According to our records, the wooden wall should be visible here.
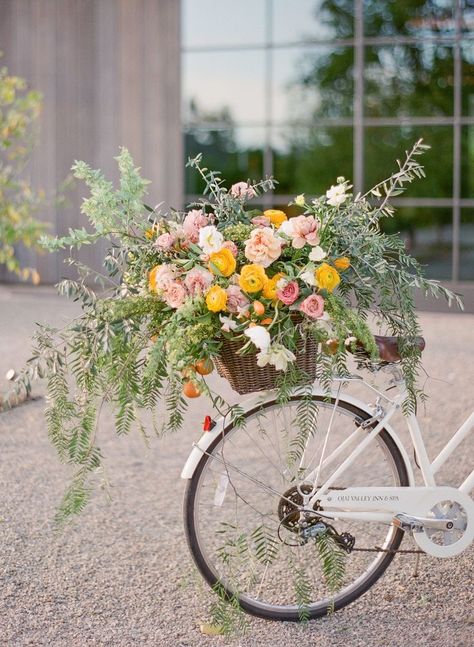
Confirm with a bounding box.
[0,0,182,283]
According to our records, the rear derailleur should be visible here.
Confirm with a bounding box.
[278,483,355,553]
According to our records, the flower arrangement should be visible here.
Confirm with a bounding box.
[17,139,461,521]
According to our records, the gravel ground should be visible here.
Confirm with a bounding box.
[0,285,473,647]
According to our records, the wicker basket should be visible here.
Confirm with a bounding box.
[214,332,318,395]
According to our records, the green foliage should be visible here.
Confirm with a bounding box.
[251,524,280,565]
[293,566,313,622]
[315,530,347,612]
[287,390,319,468]
[209,582,249,637]
[0,63,47,282]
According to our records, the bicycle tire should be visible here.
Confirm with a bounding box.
[184,394,409,621]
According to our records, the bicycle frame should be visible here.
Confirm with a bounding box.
[306,375,474,513]
[181,371,474,557]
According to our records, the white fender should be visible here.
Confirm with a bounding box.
[180,386,415,485]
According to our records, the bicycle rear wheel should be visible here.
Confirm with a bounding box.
[184,395,409,621]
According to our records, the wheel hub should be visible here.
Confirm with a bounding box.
[278,483,321,531]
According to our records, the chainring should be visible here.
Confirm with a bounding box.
[414,491,474,558]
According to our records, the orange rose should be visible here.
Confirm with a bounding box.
[334,257,351,271]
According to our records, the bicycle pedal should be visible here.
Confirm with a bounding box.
[392,513,425,533]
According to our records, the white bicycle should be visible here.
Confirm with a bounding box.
[181,335,474,621]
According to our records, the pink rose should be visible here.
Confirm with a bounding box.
[155,232,176,250]
[251,215,271,227]
[184,266,213,296]
[183,209,209,243]
[291,215,320,249]
[151,264,177,292]
[276,281,300,305]
[163,281,187,309]
[222,240,238,257]
[244,227,282,268]
[230,181,256,199]
[299,294,325,319]
[226,285,250,315]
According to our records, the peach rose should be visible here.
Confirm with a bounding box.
[184,267,213,296]
[149,264,177,293]
[163,281,187,309]
[183,209,209,243]
[230,181,256,199]
[244,227,282,268]
[226,285,250,315]
[290,215,320,249]
[155,232,176,250]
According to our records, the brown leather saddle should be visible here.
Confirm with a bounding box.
[356,335,426,363]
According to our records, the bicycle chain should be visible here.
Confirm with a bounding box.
[351,546,424,554]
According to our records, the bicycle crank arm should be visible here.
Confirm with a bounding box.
[392,513,454,532]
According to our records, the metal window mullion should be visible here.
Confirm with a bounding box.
[452,0,463,283]
[263,0,273,208]
[181,33,473,54]
[353,0,364,195]
[184,194,474,208]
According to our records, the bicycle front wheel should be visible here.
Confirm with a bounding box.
[184,395,409,621]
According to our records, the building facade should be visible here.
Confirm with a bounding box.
[0,0,181,283]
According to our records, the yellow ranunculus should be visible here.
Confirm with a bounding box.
[334,256,351,271]
[239,264,268,293]
[206,285,228,312]
[145,224,159,239]
[315,262,341,293]
[264,209,288,228]
[148,265,160,292]
[208,247,237,277]
[262,272,284,300]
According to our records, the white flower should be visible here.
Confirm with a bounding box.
[244,325,271,351]
[198,225,224,254]
[316,311,333,333]
[219,315,238,333]
[276,219,295,239]
[308,246,327,262]
[256,344,296,372]
[300,269,317,287]
[345,336,358,347]
[294,194,305,207]
[326,183,350,207]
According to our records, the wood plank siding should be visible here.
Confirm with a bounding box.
[0,0,182,283]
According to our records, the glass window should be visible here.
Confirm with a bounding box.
[273,46,354,123]
[364,1,455,39]
[272,126,353,195]
[182,50,266,125]
[380,207,453,280]
[365,126,453,198]
[462,41,474,116]
[272,0,354,43]
[182,0,266,49]
[460,209,474,281]
[461,125,474,198]
[461,3,474,36]
[184,126,265,195]
[364,44,454,117]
